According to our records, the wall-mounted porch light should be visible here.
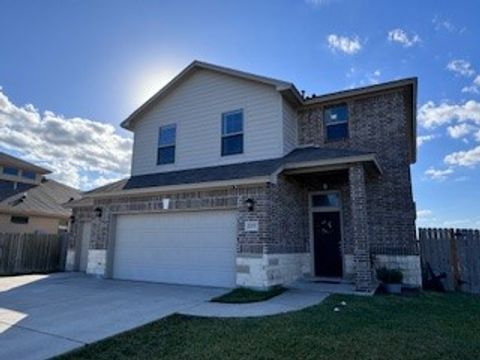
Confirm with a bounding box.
[94,207,103,218]
[245,198,255,212]
[162,198,170,210]
[69,215,75,224]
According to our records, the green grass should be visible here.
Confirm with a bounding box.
[57,292,480,360]
[211,286,286,303]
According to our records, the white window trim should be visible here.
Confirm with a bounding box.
[221,109,244,156]
[157,124,177,165]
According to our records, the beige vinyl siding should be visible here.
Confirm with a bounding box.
[282,99,298,154]
[0,214,60,234]
[131,69,284,176]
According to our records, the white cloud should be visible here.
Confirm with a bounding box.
[327,34,362,55]
[418,100,480,128]
[475,130,480,142]
[462,75,480,94]
[424,167,454,181]
[417,134,438,146]
[462,85,480,94]
[0,88,132,190]
[446,59,475,77]
[387,28,421,47]
[442,219,472,227]
[417,209,433,218]
[432,15,456,32]
[305,0,330,6]
[444,146,480,167]
[447,123,475,139]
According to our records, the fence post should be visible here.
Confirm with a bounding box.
[450,229,462,291]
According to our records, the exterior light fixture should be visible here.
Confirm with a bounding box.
[94,207,102,218]
[245,198,255,212]
[162,198,170,210]
[69,215,75,224]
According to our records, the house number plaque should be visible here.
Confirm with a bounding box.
[244,221,259,232]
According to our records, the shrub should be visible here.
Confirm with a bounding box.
[376,267,403,284]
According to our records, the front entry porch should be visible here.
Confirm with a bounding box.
[281,161,379,292]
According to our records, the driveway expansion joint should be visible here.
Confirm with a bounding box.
[0,320,85,345]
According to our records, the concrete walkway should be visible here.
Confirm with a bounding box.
[179,280,358,317]
[179,288,329,317]
[0,273,336,359]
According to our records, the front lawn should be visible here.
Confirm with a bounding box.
[211,286,286,303]
[58,292,480,360]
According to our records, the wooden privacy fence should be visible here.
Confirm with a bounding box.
[419,228,480,294]
[0,233,68,275]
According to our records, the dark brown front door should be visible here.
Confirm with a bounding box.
[313,211,342,277]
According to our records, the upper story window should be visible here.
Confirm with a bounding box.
[324,104,348,141]
[22,170,36,180]
[157,124,176,165]
[221,110,243,156]
[3,166,19,176]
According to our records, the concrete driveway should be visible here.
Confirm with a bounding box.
[0,272,226,360]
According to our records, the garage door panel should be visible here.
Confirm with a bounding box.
[114,249,235,268]
[113,211,237,287]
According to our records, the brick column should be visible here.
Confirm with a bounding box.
[349,164,373,292]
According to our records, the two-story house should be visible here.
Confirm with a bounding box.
[0,152,81,234]
[67,61,419,291]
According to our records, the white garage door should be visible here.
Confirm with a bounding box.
[113,211,237,287]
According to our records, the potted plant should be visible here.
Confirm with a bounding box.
[376,267,403,294]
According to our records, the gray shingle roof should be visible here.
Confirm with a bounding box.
[0,179,81,218]
[83,146,375,197]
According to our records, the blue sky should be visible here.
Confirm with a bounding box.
[0,0,479,228]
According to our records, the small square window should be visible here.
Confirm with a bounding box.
[157,124,176,165]
[324,104,348,141]
[222,110,243,156]
[3,167,19,176]
[11,216,29,224]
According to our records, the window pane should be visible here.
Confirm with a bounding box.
[0,180,14,190]
[11,216,29,224]
[157,146,175,165]
[325,104,348,124]
[326,123,348,140]
[3,167,19,176]
[312,194,340,207]
[22,171,36,180]
[158,125,176,146]
[222,134,243,156]
[222,111,243,135]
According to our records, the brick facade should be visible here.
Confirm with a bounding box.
[69,87,418,290]
[298,89,417,257]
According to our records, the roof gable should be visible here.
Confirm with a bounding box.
[121,60,302,130]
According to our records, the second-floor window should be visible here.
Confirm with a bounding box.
[222,110,243,156]
[324,104,348,141]
[22,170,36,180]
[157,124,176,165]
[3,166,19,176]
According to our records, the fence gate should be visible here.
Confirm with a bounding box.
[419,228,480,294]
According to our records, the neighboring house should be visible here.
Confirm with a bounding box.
[67,61,420,291]
[0,152,81,234]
